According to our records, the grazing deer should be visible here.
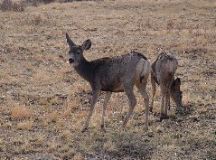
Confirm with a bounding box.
[65,33,151,132]
[150,52,183,121]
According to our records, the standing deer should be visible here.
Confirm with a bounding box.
[65,33,151,132]
[150,52,183,121]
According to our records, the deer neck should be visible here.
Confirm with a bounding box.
[74,57,93,83]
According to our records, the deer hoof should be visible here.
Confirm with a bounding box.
[149,107,153,112]
[160,114,169,121]
[100,125,106,132]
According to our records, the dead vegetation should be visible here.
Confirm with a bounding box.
[0,0,215,159]
[0,0,98,11]
[0,0,25,11]
[11,105,32,120]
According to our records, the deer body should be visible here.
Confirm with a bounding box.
[75,53,148,92]
[150,52,183,121]
[66,33,151,132]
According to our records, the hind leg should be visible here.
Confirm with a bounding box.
[150,74,157,112]
[137,79,149,131]
[165,90,170,115]
[167,82,172,110]
[160,85,169,121]
[168,95,171,110]
[122,83,137,128]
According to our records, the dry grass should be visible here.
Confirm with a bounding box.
[0,0,25,11]
[11,105,32,120]
[0,0,215,159]
[17,120,33,130]
[46,111,58,123]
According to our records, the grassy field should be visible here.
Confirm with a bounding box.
[0,0,215,159]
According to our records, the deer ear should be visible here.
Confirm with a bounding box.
[82,39,91,50]
[66,33,75,47]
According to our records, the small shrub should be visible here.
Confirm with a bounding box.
[0,0,13,11]
[11,105,32,120]
[0,0,25,12]
[32,14,43,25]
[47,111,58,123]
[167,19,174,30]
[17,121,33,130]
[12,2,25,12]
[27,0,56,4]
[61,130,71,140]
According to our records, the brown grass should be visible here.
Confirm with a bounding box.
[11,105,32,120]
[0,0,25,11]
[17,121,33,130]
[46,111,58,123]
[0,0,215,159]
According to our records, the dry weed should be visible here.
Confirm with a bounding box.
[17,120,33,130]
[73,153,85,160]
[0,0,25,12]
[61,130,71,140]
[0,0,215,159]
[11,105,32,120]
[46,111,58,123]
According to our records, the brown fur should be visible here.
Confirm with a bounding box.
[66,33,151,132]
[150,52,183,121]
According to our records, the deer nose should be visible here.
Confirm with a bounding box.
[69,58,74,64]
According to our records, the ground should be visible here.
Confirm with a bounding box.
[0,0,215,159]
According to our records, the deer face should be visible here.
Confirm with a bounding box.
[66,33,91,66]
[171,77,183,111]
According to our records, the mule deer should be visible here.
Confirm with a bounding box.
[66,33,151,132]
[150,52,183,121]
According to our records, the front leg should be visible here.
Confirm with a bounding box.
[82,88,100,133]
[101,92,112,132]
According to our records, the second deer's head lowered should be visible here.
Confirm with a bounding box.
[171,77,183,111]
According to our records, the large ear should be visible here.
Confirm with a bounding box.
[66,33,75,47]
[82,39,91,50]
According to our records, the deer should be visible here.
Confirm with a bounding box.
[150,51,183,121]
[65,33,151,132]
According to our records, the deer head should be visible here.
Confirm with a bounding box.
[66,33,91,66]
[171,77,183,111]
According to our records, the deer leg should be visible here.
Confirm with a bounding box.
[164,90,170,115]
[150,75,157,112]
[167,97,171,111]
[166,89,171,111]
[122,84,136,128]
[82,89,100,132]
[101,92,111,131]
[160,85,169,121]
[137,80,149,131]
[160,94,165,121]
